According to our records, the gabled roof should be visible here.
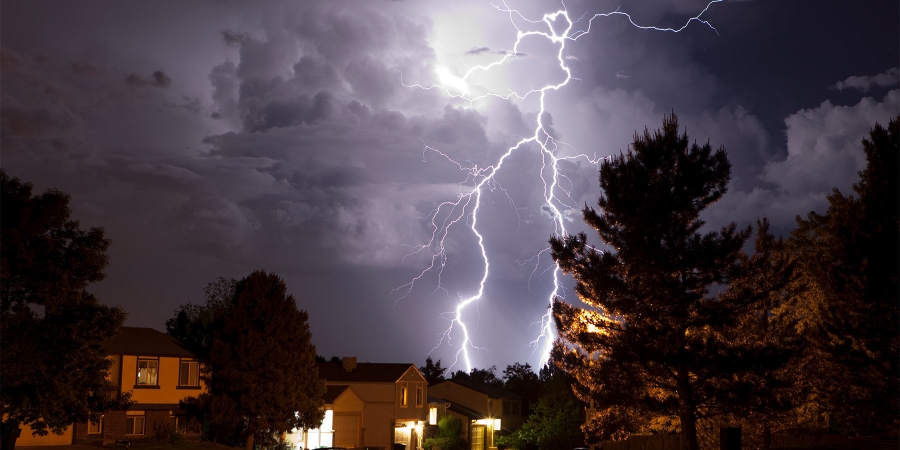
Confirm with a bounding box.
[324,385,351,404]
[433,379,523,400]
[428,395,484,420]
[105,327,195,358]
[317,362,418,383]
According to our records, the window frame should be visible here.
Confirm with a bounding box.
[135,358,159,387]
[416,383,424,407]
[125,416,145,436]
[178,359,200,388]
[400,382,408,407]
[87,417,103,435]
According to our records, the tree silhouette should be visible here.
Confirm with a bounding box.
[787,115,899,433]
[420,357,448,385]
[171,270,326,450]
[1,170,129,450]
[551,114,792,450]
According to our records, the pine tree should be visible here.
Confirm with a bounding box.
[550,114,793,450]
[787,116,899,433]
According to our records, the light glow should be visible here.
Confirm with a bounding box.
[400,1,723,371]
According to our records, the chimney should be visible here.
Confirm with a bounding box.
[342,356,357,372]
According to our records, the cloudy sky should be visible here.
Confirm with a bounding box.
[2,0,897,372]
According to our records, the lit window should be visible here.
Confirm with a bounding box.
[416,384,424,407]
[137,359,158,385]
[126,416,145,435]
[88,418,102,434]
[179,360,199,386]
[429,406,437,425]
[401,382,408,407]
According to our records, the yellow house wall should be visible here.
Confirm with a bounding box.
[428,383,489,416]
[395,368,428,422]
[120,355,205,405]
[334,388,365,413]
[16,423,73,446]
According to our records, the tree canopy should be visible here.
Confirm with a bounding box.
[168,270,325,450]
[420,357,448,385]
[0,170,129,450]
[787,115,899,434]
[550,114,793,450]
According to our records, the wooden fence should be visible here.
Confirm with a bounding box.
[601,434,683,450]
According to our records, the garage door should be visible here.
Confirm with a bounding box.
[334,413,361,448]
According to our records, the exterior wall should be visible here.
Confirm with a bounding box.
[396,368,428,423]
[428,384,489,416]
[334,388,365,448]
[120,355,205,404]
[16,423,73,446]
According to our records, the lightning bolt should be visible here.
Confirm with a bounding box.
[397,0,723,371]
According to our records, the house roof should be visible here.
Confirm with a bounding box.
[316,361,417,383]
[433,379,523,400]
[428,395,485,420]
[323,385,351,404]
[105,327,195,358]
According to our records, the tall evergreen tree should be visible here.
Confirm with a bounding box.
[171,270,326,450]
[1,171,129,450]
[550,114,792,450]
[787,116,899,433]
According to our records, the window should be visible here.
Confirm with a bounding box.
[136,359,158,385]
[88,418,102,435]
[400,382,408,407]
[126,416,145,435]
[179,360,199,386]
[502,400,520,416]
[416,384,424,407]
[429,406,437,425]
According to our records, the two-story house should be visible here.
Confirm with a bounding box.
[311,357,429,450]
[17,327,205,447]
[428,379,524,450]
[75,327,205,445]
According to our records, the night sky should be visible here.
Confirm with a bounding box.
[2,0,897,372]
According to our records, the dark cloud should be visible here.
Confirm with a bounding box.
[125,70,171,87]
[2,0,896,370]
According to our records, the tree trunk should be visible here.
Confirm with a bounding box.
[680,408,699,450]
[244,432,254,450]
[1,422,21,450]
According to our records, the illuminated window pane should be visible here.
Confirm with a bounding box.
[137,360,158,385]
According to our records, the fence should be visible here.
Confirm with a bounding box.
[602,434,683,450]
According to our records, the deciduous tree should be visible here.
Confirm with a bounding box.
[170,270,325,450]
[550,114,793,450]
[0,171,129,450]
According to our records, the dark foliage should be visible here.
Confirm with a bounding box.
[0,170,130,449]
[787,116,899,434]
[169,270,326,450]
[420,357,449,385]
[550,114,793,450]
[451,365,504,388]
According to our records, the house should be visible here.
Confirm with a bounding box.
[17,327,205,446]
[285,385,365,449]
[427,379,525,450]
[311,357,429,450]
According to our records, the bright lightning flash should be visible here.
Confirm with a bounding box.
[397,0,722,371]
